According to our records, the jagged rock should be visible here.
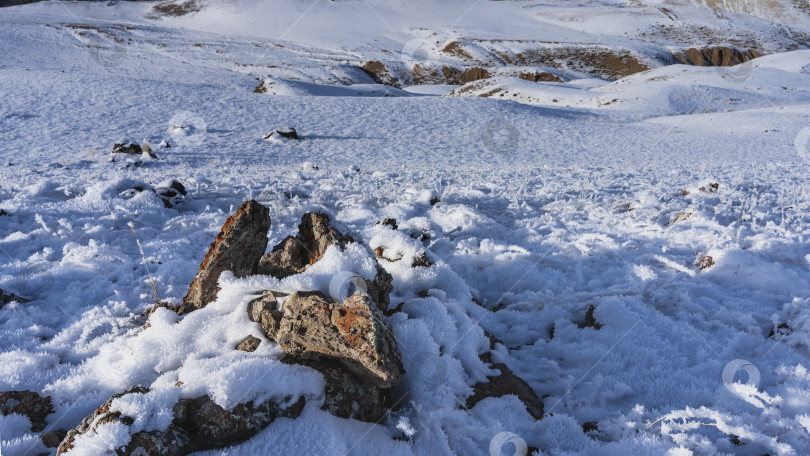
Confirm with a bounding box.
[0,390,53,432]
[290,357,387,423]
[258,212,351,279]
[366,264,393,313]
[375,218,398,230]
[466,363,544,420]
[236,335,262,352]
[59,387,305,455]
[276,291,404,388]
[247,291,286,340]
[41,430,67,448]
[361,61,400,87]
[1,288,28,307]
[179,200,271,314]
[58,386,148,455]
[673,47,761,67]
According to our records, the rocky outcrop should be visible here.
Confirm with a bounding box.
[247,291,285,340]
[673,47,761,67]
[361,61,400,87]
[519,71,563,83]
[0,390,53,432]
[275,291,404,388]
[258,212,351,279]
[57,386,305,456]
[179,200,271,314]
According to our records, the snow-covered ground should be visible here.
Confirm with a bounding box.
[1,1,810,455]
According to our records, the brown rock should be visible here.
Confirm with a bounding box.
[519,71,563,83]
[247,290,286,340]
[236,335,261,352]
[361,61,400,87]
[180,200,271,314]
[412,252,432,268]
[466,363,544,420]
[674,47,762,67]
[0,390,53,432]
[117,425,190,456]
[276,291,404,388]
[458,67,490,84]
[258,212,350,279]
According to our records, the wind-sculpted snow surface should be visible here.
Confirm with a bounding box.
[1,1,810,455]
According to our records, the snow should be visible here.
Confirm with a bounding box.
[1,0,810,455]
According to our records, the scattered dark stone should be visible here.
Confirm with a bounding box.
[416,290,429,298]
[769,322,792,338]
[375,218,398,230]
[236,335,261,352]
[582,421,598,433]
[696,255,715,270]
[1,288,29,307]
[263,128,299,140]
[258,212,351,279]
[0,391,54,432]
[41,430,67,448]
[275,291,404,388]
[112,142,142,155]
[412,252,432,268]
[730,435,744,446]
[0,209,9,216]
[466,363,544,420]
[429,196,440,206]
[584,305,602,330]
[179,200,271,314]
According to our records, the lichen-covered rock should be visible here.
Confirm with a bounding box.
[258,212,351,279]
[0,390,53,432]
[465,363,544,420]
[179,200,271,314]
[276,291,404,388]
[57,386,148,455]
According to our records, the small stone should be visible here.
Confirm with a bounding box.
[466,363,544,420]
[412,252,432,268]
[236,335,261,352]
[584,305,602,330]
[41,430,67,448]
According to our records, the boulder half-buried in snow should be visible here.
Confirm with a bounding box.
[275,290,404,388]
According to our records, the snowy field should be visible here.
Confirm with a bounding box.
[1,1,810,455]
